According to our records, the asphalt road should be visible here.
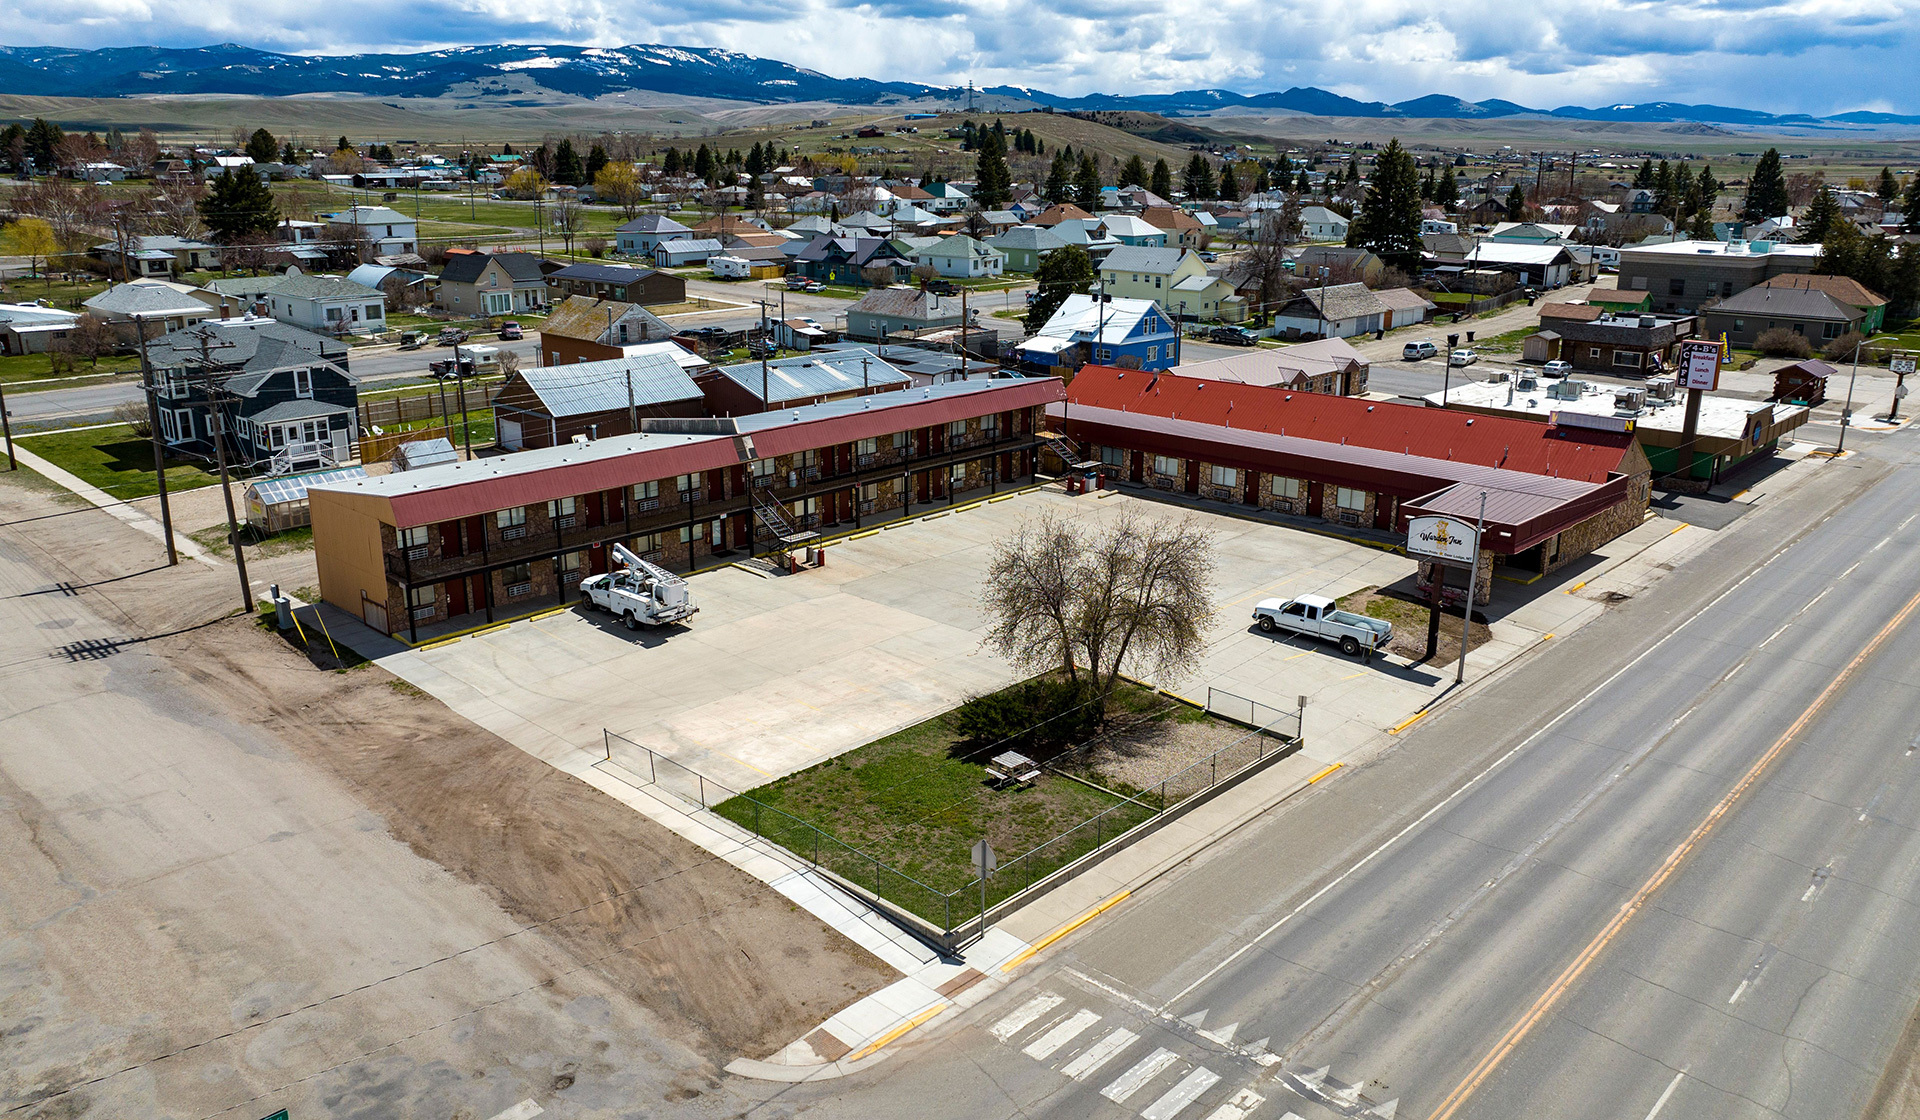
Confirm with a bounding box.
[750,426,1920,1118]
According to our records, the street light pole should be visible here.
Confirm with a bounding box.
[1837,338,1863,455]
[1456,490,1486,684]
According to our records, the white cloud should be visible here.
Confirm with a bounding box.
[1,0,1915,115]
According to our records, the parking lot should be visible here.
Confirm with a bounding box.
[380,487,1437,792]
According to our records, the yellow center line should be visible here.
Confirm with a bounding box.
[1425,581,1920,1120]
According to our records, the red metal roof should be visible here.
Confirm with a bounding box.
[1064,366,1632,483]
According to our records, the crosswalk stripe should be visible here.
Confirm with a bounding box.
[1141,1067,1221,1120]
[1024,1008,1101,1060]
[1201,1087,1266,1120]
[1062,1027,1139,1081]
[1101,1047,1179,1103]
[991,992,1064,1042]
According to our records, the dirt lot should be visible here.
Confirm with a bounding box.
[2,470,894,1064]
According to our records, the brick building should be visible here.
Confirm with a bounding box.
[1053,366,1650,601]
[310,377,1064,640]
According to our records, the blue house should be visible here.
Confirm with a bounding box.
[1013,294,1181,373]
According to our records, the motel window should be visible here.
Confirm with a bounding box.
[982,413,998,435]
[502,563,532,590]
[495,507,527,529]
[1211,465,1239,488]
[1614,351,1642,368]
[398,526,428,550]
[407,585,435,609]
[676,472,701,493]
[857,437,878,455]
[1336,487,1366,511]
[892,431,909,450]
[750,458,777,480]
[547,496,576,518]
[633,532,663,553]
[1099,445,1124,467]
[679,526,697,543]
[950,464,966,487]
[560,551,583,572]
[632,480,660,500]
[1589,347,1604,359]
[1153,455,1180,477]
[1273,477,1301,500]
[948,420,968,439]
[860,482,880,503]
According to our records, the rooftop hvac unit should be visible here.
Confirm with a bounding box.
[1614,386,1647,411]
[1639,315,1657,329]
[1486,369,1510,382]
[1647,376,1677,400]
[1547,379,1583,400]
[1516,375,1538,392]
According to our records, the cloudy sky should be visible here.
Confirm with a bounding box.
[9,0,1919,114]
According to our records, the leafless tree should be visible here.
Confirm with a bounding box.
[146,179,208,238]
[982,509,1216,714]
[860,264,896,288]
[583,235,608,258]
[221,232,277,275]
[551,198,585,256]
[123,129,161,174]
[63,313,118,366]
[325,221,373,265]
[497,348,522,378]
[113,397,153,435]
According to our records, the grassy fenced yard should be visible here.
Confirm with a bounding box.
[711,680,1254,927]
[17,423,223,500]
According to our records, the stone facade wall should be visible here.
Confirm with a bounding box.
[1544,484,1649,574]
[1256,472,1310,516]
[1322,487,1377,530]
[1415,550,1494,606]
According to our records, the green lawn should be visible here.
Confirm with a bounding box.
[710,682,1201,926]
[0,351,143,387]
[0,275,112,312]
[17,424,224,500]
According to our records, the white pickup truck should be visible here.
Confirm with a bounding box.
[1252,593,1391,658]
[580,544,698,630]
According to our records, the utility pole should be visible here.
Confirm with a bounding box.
[0,374,13,472]
[757,298,773,405]
[626,367,638,432]
[1837,338,1863,455]
[134,314,177,563]
[1890,351,1913,423]
[199,364,253,611]
[1456,491,1487,684]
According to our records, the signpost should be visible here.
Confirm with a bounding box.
[1675,339,1721,485]
[1892,352,1914,423]
[1407,513,1483,664]
[972,839,996,925]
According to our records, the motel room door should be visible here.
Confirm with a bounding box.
[1184,460,1200,495]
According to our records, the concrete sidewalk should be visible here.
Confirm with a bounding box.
[6,443,220,567]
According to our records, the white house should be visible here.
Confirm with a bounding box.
[0,302,81,354]
[1298,206,1350,242]
[321,205,419,256]
[261,268,388,336]
[913,234,1006,279]
[653,238,725,267]
[615,214,693,256]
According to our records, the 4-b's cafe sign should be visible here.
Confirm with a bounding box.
[1680,339,1722,391]
[1407,515,1480,564]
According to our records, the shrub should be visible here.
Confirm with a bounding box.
[1821,330,1866,362]
[951,676,1100,760]
[112,399,152,437]
[1755,327,1812,358]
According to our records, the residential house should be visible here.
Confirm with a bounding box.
[615,214,694,256]
[773,317,833,351]
[539,296,680,366]
[977,210,1022,235]
[1294,246,1386,287]
[1014,294,1182,372]
[0,302,80,355]
[652,238,726,267]
[321,205,418,257]
[789,236,911,286]
[1373,287,1437,330]
[1048,219,1123,262]
[695,350,913,413]
[259,269,388,336]
[1139,208,1207,250]
[492,353,706,450]
[1100,215,1170,247]
[1752,274,1888,334]
[986,225,1069,274]
[1487,222,1573,244]
[145,317,358,470]
[91,235,221,278]
[1616,238,1820,314]
[1175,337,1370,395]
[1097,246,1243,322]
[1447,241,1576,289]
[1297,206,1350,242]
[1270,283,1388,340]
[82,280,215,340]
[912,234,1006,278]
[1526,312,1697,374]
[844,287,971,340]
[923,182,972,213]
[345,263,432,310]
[546,262,687,306]
[1032,203,1096,227]
[436,251,550,317]
[1700,287,1863,349]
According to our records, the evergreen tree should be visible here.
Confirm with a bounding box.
[281,141,296,164]
[1276,153,1293,180]
[1074,153,1102,210]
[1743,148,1790,221]
[198,166,280,240]
[1296,169,1312,194]
[1119,155,1147,188]
[585,143,608,184]
[1694,166,1720,216]
[1217,161,1239,201]
[1878,166,1900,204]
[662,147,682,176]
[1435,164,1458,210]
[335,135,350,153]
[1345,157,1361,184]
[1688,209,1716,239]
[1024,245,1096,332]
[1651,160,1675,216]
[1150,158,1173,199]
[1506,183,1527,221]
[1903,175,1920,233]
[1045,151,1073,203]
[1670,162,1694,221]
[1249,162,1270,195]
[24,118,62,167]
[1345,138,1424,274]
[973,127,1012,208]
[244,127,278,164]
[105,127,124,151]
[1799,185,1844,244]
[1182,154,1215,200]
[693,143,715,182]
[919,165,937,190]
[551,139,584,185]
[1420,166,1435,201]
[1632,158,1655,189]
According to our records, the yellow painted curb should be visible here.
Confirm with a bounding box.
[848,1002,948,1061]
[1669,523,1688,535]
[849,529,881,540]
[472,623,509,638]
[1564,581,1587,595]
[1001,890,1132,972]
[989,493,1019,503]
[1307,762,1343,784]
[925,511,950,519]
[1389,711,1429,734]
[530,607,568,621]
[1542,632,1555,640]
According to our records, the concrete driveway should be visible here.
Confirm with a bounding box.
[385,487,1423,793]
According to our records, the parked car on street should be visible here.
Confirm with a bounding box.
[1449,348,1479,367]
[397,330,427,351]
[1402,340,1438,361]
[1209,325,1258,346]
[804,280,825,292]
[1542,359,1573,378]
[498,321,523,340]
[786,275,811,290]
[436,326,470,346]
[1253,594,1391,658]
